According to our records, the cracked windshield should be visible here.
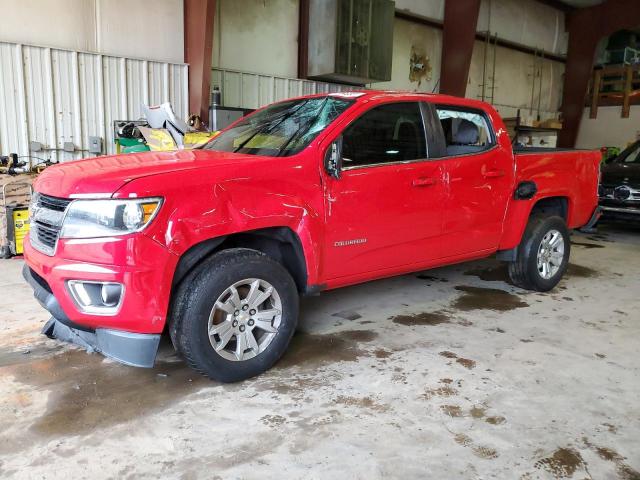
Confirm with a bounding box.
[203,96,353,156]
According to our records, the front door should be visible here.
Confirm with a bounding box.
[322,102,446,281]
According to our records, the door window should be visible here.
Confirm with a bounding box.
[342,102,427,168]
[436,107,494,157]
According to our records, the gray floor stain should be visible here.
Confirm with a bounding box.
[534,448,585,478]
[439,350,476,369]
[4,348,210,437]
[276,330,378,370]
[391,310,450,326]
[571,240,605,249]
[452,286,528,312]
[331,310,362,321]
[565,263,599,278]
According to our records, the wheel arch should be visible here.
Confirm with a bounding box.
[529,196,570,221]
[170,227,309,294]
[498,195,571,255]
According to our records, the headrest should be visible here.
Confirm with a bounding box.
[452,119,479,145]
[397,121,416,138]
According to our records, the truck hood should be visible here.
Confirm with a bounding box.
[601,162,640,188]
[34,150,258,198]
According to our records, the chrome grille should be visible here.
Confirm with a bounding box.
[38,194,72,212]
[599,185,640,201]
[30,193,72,256]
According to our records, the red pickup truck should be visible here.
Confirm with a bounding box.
[23,91,600,382]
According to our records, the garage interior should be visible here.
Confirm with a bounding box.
[1,0,639,478]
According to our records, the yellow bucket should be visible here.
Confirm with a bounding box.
[12,208,30,255]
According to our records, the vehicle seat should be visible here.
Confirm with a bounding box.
[445,119,482,156]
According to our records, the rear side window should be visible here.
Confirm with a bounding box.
[436,107,494,157]
[342,102,426,168]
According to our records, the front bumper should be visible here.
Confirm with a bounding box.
[23,233,177,333]
[24,265,161,367]
[41,317,160,368]
[22,232,179,367]
[598,200,640,222]
[600,205,640,215]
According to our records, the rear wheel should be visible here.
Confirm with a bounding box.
[508,216,570,291]
[171,248,298,382]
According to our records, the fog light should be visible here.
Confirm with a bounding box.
[101,283,121,306]
[67,281,124,315]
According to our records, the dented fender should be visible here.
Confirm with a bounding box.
[114,156,326,286]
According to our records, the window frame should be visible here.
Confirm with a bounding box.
[340,101,431,171]
[430,104,498,159]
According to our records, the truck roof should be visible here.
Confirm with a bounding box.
[295,89,494,112]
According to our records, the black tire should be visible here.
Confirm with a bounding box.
[170,248,299,382]
[507,216,571,292]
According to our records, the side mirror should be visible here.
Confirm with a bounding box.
[324,137,343,179]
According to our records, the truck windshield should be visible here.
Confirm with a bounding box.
[613,141,640,164]
[203,96,354,156]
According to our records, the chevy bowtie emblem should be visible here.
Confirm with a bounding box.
[334,238,367,247]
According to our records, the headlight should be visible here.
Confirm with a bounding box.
[60,198,162,238]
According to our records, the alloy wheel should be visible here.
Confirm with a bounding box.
[207,278,282,361]
[536,229,565,279]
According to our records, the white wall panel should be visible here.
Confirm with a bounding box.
[212,68,356,110]
[0,44,25,159]
[394,0,568,56]
[0,0,183,64]
[576,106,640,150]
[0,41,188,163]
[212,0,299,79]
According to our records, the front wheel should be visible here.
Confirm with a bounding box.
[171,249,299,382]
[507,216,571,292]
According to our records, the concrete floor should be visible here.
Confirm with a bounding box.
[0,225,639,479]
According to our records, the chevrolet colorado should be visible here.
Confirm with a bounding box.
[23,91,601,382]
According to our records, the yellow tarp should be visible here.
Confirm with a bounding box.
[138,127,177,151]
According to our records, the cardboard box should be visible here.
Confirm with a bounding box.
[540,119,563,129]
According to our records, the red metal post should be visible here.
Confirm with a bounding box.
[184,0,216,121]
[298,0,310,79]
[439,0,481,97]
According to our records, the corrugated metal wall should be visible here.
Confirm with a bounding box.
[212,68,356,110]
[0,41,188,163]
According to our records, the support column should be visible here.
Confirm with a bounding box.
[558,9,600,147]
[439,0,481,97]
[298,0,310,79]
[558,24,599,147]
[184,0,216,121]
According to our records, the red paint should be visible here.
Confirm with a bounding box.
[24,91,600,334]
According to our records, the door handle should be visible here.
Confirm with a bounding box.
[483,169,505,178]
[412,177,437,187]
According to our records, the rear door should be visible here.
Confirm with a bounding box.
[431,106,514,257]
[322,101,446,280]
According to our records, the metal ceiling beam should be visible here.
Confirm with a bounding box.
[439,0,482,97]
[559,0,640,147]
[184,0,216,122]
